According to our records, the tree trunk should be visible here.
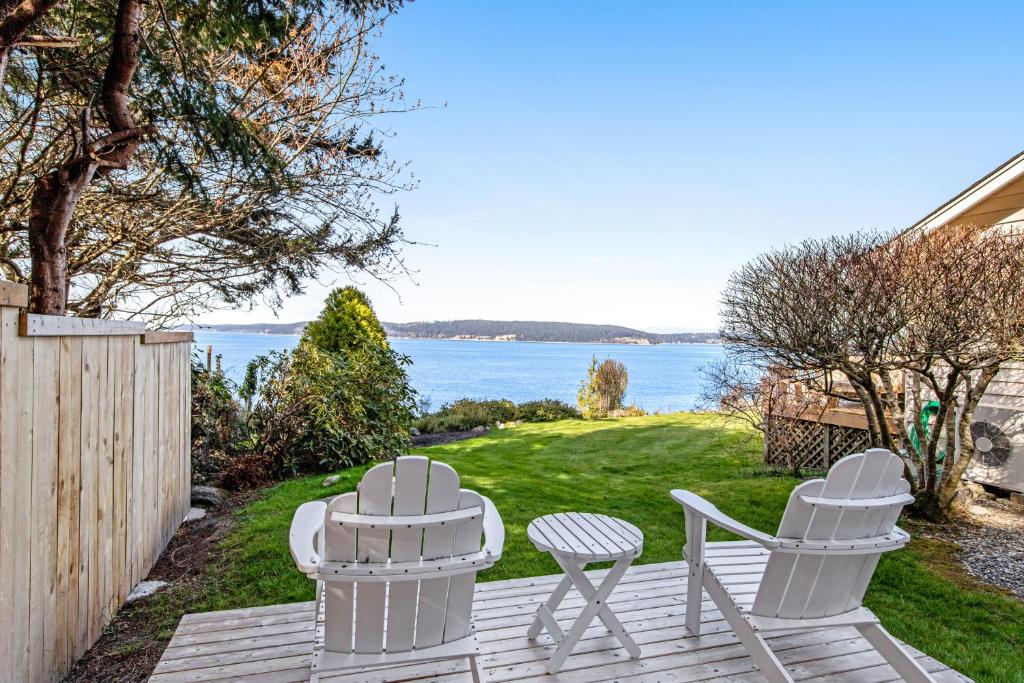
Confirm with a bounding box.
[850,378,882,447]
[27,163,98,313]
[24,0,146,313]
[938,365,1000,509]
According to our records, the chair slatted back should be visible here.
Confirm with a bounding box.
[751,448,910,620]
[321,456,484,655]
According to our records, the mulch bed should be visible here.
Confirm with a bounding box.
[61,491,256,683]
[412,428,488,447]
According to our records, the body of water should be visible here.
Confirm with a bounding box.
[192,333,724,412]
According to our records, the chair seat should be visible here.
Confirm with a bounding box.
[701,540,769,613]
[701,540,878,632]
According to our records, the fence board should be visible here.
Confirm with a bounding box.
[29,337,59,682]
[0,290,191,682]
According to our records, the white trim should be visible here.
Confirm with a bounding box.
[907,150,1024,234]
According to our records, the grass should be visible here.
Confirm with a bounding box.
[177,413,1023,683]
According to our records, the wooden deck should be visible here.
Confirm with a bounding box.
[151,551,971,683]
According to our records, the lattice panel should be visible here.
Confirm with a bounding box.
[764,416,872,471]
[765,415,827,471]
[827,425,872,466]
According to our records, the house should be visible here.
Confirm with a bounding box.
[765,151,1024,493]
[904,151,1024,493]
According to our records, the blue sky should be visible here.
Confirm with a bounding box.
[203,1,1024,331]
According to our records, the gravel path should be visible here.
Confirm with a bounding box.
[925,498,1024,598]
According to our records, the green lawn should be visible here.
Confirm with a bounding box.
[182,414,1024,683]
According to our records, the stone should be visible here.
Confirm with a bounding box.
[496,422,505,430]
[191,484,226,508]
[126,580,168,603]
[184,507,207,522]
[323,474,341,487]
[410,427,420,436]
[471,425,487,434]
[1010,492,1024,508]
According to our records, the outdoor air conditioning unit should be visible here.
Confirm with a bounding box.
[965,363,1024,494]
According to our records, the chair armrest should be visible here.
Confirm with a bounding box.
[670,489,779,548]
[290,500,327,575]
[480,495,504,561]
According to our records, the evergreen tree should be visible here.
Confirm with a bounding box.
[302,286,388,355]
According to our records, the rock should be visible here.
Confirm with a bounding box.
[410,427,420,436]
[496,422,505,430]
[184,507,207,522]
[1010,492,1024,508]
[191,484,226,508]
[322,474,341,487]
[471,425,487,434]
[126,580,168,603]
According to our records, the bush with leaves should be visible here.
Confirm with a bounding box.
[190,357,243,483]
[413,398,580,434]
[578,356,629,418]
[515,399,582,423]
[248,340,416,474]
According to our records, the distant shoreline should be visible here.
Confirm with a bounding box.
[187,318,719,346]
[191,330,721,346]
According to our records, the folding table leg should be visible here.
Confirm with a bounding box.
[527,573,573,640]
[559,558,641,660]
[547,556,640,673]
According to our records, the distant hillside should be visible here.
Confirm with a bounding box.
[381,320,719,345]
[183,322,307,335]
[187,319,719,344]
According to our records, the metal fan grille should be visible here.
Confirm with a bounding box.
[970,421,1013,468]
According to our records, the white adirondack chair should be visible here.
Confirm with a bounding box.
[289,455,504,683]
[672,448,936,683]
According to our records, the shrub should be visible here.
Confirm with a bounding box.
[413,398,580,434]
[578,356,629,418]
[218,452,276,490]
[610,404,647,417]
[191,357,243,484]
[516,399,581,422]
[248,341,416,474]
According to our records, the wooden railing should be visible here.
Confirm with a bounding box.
[0,281,192,683]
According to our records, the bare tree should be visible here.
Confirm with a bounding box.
[700,359,825,475]
[720,226,1024,518]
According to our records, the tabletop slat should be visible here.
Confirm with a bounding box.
[527,513,643,561]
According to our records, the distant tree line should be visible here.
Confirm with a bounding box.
[382,320,719,344]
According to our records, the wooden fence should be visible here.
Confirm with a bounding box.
[0,281,192,683]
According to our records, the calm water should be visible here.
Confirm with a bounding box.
[192,333,724,412]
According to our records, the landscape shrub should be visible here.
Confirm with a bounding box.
[578,355,630,418]
[610,404,647,417]
[414,398,579,434]
[248,341,416,474]
[238,287,417,476]
[515,399,582,422]
[190,357,244,484]
[218,452,277,490]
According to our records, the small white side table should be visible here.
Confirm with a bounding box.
[526,512,644,673]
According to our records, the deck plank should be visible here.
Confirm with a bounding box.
[150,559,970,683]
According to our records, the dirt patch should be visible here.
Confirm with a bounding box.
[61,491,257,683]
